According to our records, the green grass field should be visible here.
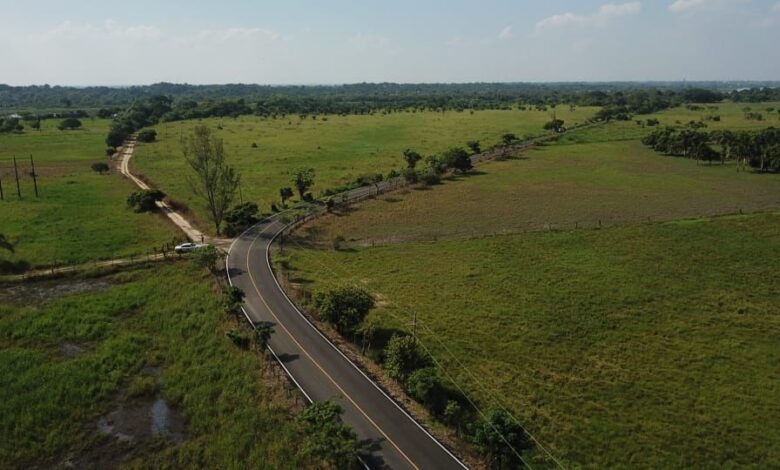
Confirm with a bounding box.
[0,263,307,468]
[132,108,598,231]
[283,212,780,467]
[296,138,780,246]
[0,119,176,269]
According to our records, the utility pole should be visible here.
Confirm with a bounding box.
[30,154,39,198]
[13,157,21,199]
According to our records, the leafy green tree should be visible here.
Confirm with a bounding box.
[467,140,481,154]
[314,285,374,335]
[407,367,448,414]
[473,408,532,469]
[403,149,422,169]
[543,118,565,132]
[443,147,473,173]
[91,162,110,174]
[443,400,465,435]
[193,245,220,272]
[183,125,241,235]
[279,186,294,205]
[127,189,165,213]
[384,335,428,386]
[223,286,246,317]
[253,321,274,353]
[501,133,518,145]
[292,167,316,199]
[224,201,259,236]
[298,401,362,469]
[57,117,82,130]
[0,118,24,133]
[402,168,419,184]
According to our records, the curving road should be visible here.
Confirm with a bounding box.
[225,140,549,469]
[227,216,466,469]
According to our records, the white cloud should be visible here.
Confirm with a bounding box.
[33,20,161,41]
[196,27,279,42]
[668,0,751,14]
[498,25,514,40]
[536,2,642,31]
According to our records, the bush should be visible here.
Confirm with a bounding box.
[298,401,362,469]
[193,245,220,272]
[57,117,82,130]
[127,189,165,212]
[137,129,157,142]
[105,147,117,156]
[419,166,441,186]
[224,202,259,236]
[402,168,419,184]
[384,335,428,385]
[226,330,251,350]
[91,162,110,174]
[314,285,374,335]
[407,367,448,415]
[442,147,473,173]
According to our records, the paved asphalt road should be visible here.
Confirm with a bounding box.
[225,140,548,468]
[227,216,467,469]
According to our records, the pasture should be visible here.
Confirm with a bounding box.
[132,107,598,230]
[0,263,306,468]
[0,119,176,269]
[282,212,780,467]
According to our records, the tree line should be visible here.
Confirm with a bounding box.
[310,284,533,468]
[642,126,780,171]
[4,81,779,113]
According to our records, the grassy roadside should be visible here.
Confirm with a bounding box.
[281,211,780,467]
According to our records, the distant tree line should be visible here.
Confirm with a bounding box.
[642,126,780,171]
[3,81,779,113]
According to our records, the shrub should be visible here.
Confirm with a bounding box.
[226,330,251,350]
[193,245,220,272]
[402,168,419,184]
[314,285,374,335]
[105,147,117,156]
[298,401,362,468]
[127,189,165,213]
[384,335,428,385]
[224,202,259,236]
[137,129,157,142]
[91,162,110,174]
[419,167,441,186]
[57,117,82,130]
[407,367,448,415]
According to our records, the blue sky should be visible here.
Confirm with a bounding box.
[1,0,778,85]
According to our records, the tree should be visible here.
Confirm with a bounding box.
[91,162,110,174]
[443,400,465,435]
[224,201,259,236]
[279,187,294,205]
[193,244,220,272]
[106,124,127,148]
[298,401,362,469]
[57,117,82,130]
[473,408,532,469]
[443,147,473,173]
[402,168,419,184]
[407,367,448,414]
[292,167,316,200]
[314,285,374,336]
[502,133,518,145]
[0,118,23,133]
[403,149,422,169]
[223,286,245,317]
[137,129,157,142]
[253,321,274,353]
[127,189,165,213]
[543,118,565,132]
[183,125,241,235]
[467,140,481,155]
[384,335,428,386]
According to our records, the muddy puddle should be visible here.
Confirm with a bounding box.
[98,396,185,444]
